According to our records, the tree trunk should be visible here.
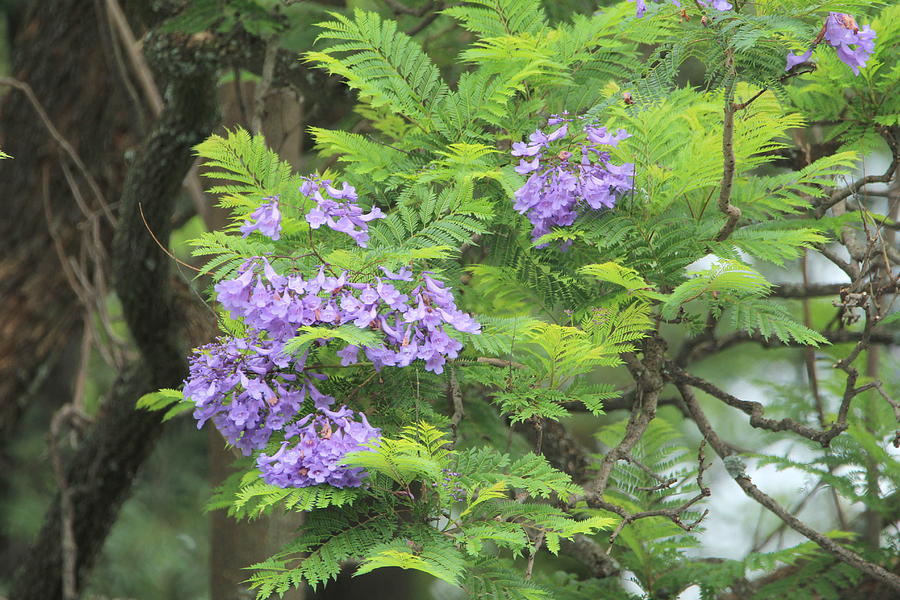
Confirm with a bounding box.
[8,26,219,598]
[0,0,145,580]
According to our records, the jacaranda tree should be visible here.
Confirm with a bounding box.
[136,1,900,598]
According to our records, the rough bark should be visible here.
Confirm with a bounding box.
[8,36,218,599]
[0,0,142,409]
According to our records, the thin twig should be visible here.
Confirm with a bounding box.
[48,405,91,600]
[668,364,849,446]
[105,0,211,227]
[586,339,665,499]
[816,127,898,218]
[102,0,147,132]
[525,532,545,580]
[138,203,202,272]
[600,440,711,546]
[0,77,113,225]
[448,367,464,441]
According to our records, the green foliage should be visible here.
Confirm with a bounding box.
[356,526,466,585]
[242,422,613,596]
[661,259,772,319]
[443,0,546,38]
[170,1,900,599]
[247,507,398,593]
[230,480,360,519]
[728,298,829,346]
[159,0,282,37]
[136,389,193,422]
[307,9,449,131]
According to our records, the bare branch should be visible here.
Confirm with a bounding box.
[47,406,91,600]
[714,71,742,242]
[585,338,666,498]
[0,77,113,225]
[816,127,898,218]
[679,328,896,365]
[771,282,845,298]
[668,364,847,446]
[448,367,464,441]
[676,383,900,592]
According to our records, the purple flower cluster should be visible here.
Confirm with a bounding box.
[256,405,380,488]
[631,0,730,18]
[184,333,333,455]
[432,468,465,501]
[699,0,732,11]
[215,259,480,375]
[241,196,282,241]
[824,12,876,75]
[786,13,876,76]
[301,175,385,247]
[512,116,634,247]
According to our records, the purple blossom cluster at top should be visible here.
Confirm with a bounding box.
[301,175,385,247]
[215,258,480,375]
[241,196,282,241]
[184,332,333,455]
[257,405,380,488]
[786,13,876,76]
[631,0,731,18]
[512,115,634,247]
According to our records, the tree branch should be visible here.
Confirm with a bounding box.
[668,364,847,446]
[770,282,845,298]
[679,328,897,365]
[675,383,900,592]
[585,338,666,498]
[815,127,898,218]
[714,72,741,242]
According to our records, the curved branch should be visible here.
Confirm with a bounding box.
[667,364,846,446]
[676,383,900,592]
[815,127,898,218]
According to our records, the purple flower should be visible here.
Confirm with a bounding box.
[547,111,571,126]
[545,124,569,142]
[787,13,876,77]
[379,266,414,281]
[511,115,634,247]
[515,157,541,175]
[584,126,631,147]
[634,0,647,17]
[631,0,679,18]
[241,197,282,241]
[183,333,332,455]
[785,49,813,71]
[824,13,876,76]
[697,0,730,10]
[632,0,731,18]
[301,175,385,248]
[211,259,479,376]
[511,141,542,157]
[256,405,380,488]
